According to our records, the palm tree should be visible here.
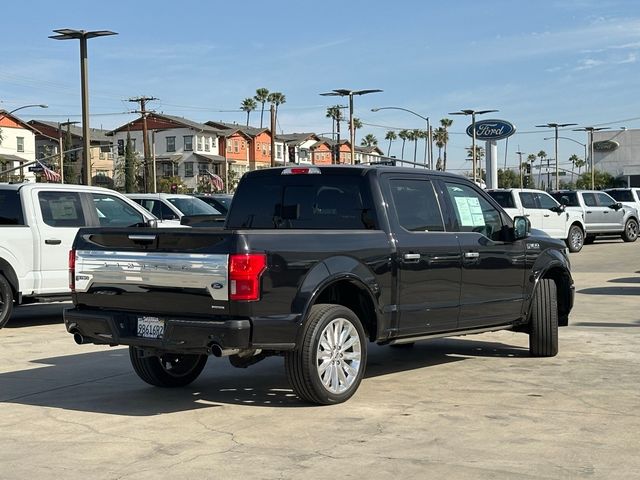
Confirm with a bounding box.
[439,118,453,171]
[433,127,446,169]
[361,134,378,147]
[412,129,423,162]
[574,156,586,176]
[254,88,270,128]
[527,153,537,188]
[384,131,397,156]
[240,98,257,126]
[398,130,409,159]
[350,117,363,145]
[568,154,580,183]
[326,105,344,139]
[466,145,485,179]
[537,150,547,190]
[267,92,286,122]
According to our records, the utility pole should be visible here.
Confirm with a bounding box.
[516,150,524,188]
[128,96,158,192]
[270,103,276,168]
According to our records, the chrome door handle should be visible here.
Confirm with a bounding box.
[543,214,550,217]
[45,239,62,245]
[464,252,480,259]
[403,253,421,262]
[586,210,592,214]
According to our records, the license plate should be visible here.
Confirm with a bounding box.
[137,316,165,339]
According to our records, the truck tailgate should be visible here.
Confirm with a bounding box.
[72,228,233,316]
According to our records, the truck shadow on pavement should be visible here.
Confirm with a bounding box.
[608,277,640,284]
[0,338,528,414]
[5,303,69,328]
[577,286,640,295]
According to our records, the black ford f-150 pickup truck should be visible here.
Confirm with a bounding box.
[65,166,574,404]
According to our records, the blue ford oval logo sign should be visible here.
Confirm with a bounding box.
[466,119,516,140]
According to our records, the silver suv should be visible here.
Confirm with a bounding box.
[550,190,639,244]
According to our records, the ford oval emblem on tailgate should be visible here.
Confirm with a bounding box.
[211,283,224,290]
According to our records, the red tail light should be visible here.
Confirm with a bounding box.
[69,249,76,291]
[229,253,267,301]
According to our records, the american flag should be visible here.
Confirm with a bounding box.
[39,161,61,182]
[205,170,224,191]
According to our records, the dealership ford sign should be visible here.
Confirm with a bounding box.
[466,119,516,140]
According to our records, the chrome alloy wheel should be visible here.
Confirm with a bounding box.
[316,317,362,394]
[627,220,638,240]
[570,227,584,251]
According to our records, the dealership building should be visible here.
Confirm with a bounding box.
[593,128,640,187]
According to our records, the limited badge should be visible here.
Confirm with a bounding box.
[526,243,540,250]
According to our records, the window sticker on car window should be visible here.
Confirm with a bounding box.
[454,196,485,227]
[50,199,80,220]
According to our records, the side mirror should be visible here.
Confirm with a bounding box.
[560,196,570,206]
[550,204,565,213]
[145,218,158,228]
[609,202,622,210]
[513,216,530,240]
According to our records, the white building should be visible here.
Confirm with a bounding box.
[593,128,640,187]
[0,110,39,182]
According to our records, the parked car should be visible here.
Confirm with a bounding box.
[550,190,639,244]
[126,193,224,220]
[65,166,573,405]
[0,182,160,328]
[194,194,233,215]
[487,188,586,252]
[604,188,640,213]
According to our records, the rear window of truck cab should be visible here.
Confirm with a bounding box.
[0,190,25,225]
[226,172,378,230]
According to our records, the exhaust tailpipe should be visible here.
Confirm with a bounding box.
[73,332,85,345]
[208,343,240,357]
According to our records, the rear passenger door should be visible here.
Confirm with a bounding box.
[582,193,606,229]
[518,192,544,231]
[384,175,461,336]
[441,181,526,329]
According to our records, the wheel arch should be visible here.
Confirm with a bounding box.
[0,257,19,301]
[294,257,383,346]
[528,263,573,327]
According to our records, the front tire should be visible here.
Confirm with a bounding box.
[0,274,14,329]
[529,279,558,357]
[129,347,208,387]
[566,224,584,252]
[285,304,367,405]
[622,218,639,242]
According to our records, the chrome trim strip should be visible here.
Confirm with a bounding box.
[75,250,229,301]
[388,324,514,345]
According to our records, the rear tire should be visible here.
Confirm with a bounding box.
[285,304,367,405]
[0,274,14,329]
[529,279,558,357]
[622,218,639,242]
[566,224,584,252]
[129,347,208,387]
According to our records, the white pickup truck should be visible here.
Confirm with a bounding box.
[487,188,586,252]
[0,182,164,327]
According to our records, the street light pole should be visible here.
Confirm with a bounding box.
[371,106,430,167]
[449,109,498,184]
[536,123,577,190]
[573,126,610,189]
[320,89,383,164]
[50,28,118,186]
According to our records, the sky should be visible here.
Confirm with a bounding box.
[1,0,639,174]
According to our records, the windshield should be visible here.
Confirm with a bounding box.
[167,197,221,215]
[607,190,634,202]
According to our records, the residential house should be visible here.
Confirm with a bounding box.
[0,110,40,182]
[356,145,384,164]
[206,121,284,169]
[109,113,227,191]
[277,133,320,164]
[28,119,113,185]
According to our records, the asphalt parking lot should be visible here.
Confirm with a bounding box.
[1,239,639,480]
